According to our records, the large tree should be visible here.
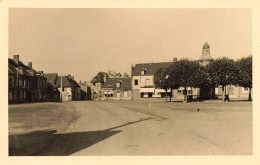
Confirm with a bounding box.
[206,57,237,102]
[236,56,252,101]
[167,59,199,102]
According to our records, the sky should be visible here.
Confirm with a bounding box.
[8,8,252,82]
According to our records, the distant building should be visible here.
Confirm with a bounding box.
[78,80,92,100]
[43,73,61,102]
[91,72,108,100]
[8,55,48,103]
[131,59,200,100]
[100,77,132,100]
[91,71,132,100]
[56,75,81,101]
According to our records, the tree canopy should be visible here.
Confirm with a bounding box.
[154,67,169,90]
[206,57,237,87]
[236,56,252,89]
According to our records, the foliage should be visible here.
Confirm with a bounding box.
[167,59,199,89]
[206,57,237,87]
[236,56,252,89]
[154,67,169,90]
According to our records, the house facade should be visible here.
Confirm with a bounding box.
[131,59,200,100]
[100,77,132,100]
[8,55,48,104]
[91,71,132,100]
[56,75,81,101]
[43,73,61,102]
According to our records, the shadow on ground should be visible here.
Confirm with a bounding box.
[9,117,151,156]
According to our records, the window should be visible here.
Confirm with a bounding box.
[141,71,145,75]
[9,78,12,87]
[188,90,192,95]
[148,93,153,98]
[116,83,120,88]
[23,79,26,87]
[141,93,144,98]
[105,92,114,98]
[24,91,26,98]
[134,79,138,85]
[177,90,182,94]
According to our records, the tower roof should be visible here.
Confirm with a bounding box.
[199,42,214,61]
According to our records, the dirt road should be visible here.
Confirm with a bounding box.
[9,100,252,155]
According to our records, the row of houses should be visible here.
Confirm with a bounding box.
[8,55,92,104]
[91,42,251,101]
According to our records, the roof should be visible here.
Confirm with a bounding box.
[44,73,58,85]
[57,76,80,88]
[8,58,33,76]
[132,62,174,76]
[199,42,214,61]
[91,72,108,84]
[101,77,132,90]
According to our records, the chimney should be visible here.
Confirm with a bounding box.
[104,74,107,83]
[80,80,81,84]
[131,64,134,76]
[84,81,86,85]
[13,55,19,64]
[71,76,74,80]
[173,58,177,62]
[67,74,71,79]
[28,62,32,68]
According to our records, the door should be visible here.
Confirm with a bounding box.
[117,91,120,99]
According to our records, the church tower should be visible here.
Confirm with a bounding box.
[199,42,213,66]
[199,42,215,100]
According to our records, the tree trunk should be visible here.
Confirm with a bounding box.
[224,86,230,102]
[222,86,225,102]
[165,89,167,102]
[249,87,252,101]
[183,87,188,103]
[170,88,172,102]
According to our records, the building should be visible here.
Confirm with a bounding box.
[100,77,132,100]
[78,80,92,100]
[131,59,200,100]
[91,71,132,100]
[90,72,108,100]
[8,55,48,104]
[43,73,61,102]
[56,75,81,101]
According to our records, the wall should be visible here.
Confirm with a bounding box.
[132,75,154,89]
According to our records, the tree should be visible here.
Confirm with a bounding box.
[167,59,199,102]
[236,55,252,101]
[154,67,170,101]
[206,57,237,102]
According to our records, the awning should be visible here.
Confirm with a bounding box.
[155,89,167,93]
[139,88,155,93]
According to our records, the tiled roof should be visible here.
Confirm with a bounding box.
[57,76,72,88]
[57,76,80,88]
[44,73,58,85]
[8,58,33,76]
[132,62,174,76]
[102,77,132,90]
[91,72,108,84]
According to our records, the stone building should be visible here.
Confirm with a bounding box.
[8,55,48,103]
